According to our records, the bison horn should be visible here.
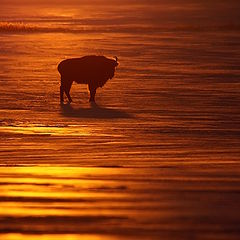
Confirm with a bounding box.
[114,56,118,62]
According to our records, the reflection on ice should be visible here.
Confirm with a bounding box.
[0,125,91,136]
[0,165,240,239]
[0,234,120,240]
[0,0,240,239]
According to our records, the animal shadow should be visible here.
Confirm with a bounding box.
[60,102,131,119]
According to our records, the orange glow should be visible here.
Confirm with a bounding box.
[0,125,91,136]
[0,234,118,240]
[1,0,240,239]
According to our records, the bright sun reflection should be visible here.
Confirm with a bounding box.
[0,167,129,217]
[0,125,91,136]
[0,234,119,240]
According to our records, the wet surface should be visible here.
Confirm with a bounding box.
[0,1,240,239]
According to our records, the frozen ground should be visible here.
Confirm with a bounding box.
[0,1,240,239]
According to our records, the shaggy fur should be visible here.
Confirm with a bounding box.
[58,55,118,103]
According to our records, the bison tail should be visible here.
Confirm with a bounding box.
[57,62,63,74]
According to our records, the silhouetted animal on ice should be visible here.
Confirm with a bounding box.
[58,55,119,103]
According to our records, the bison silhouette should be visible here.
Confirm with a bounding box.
[58,55,119,103]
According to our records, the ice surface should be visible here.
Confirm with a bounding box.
[0,1,240,239]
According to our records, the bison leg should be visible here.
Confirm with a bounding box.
[61,77,73,103]
[60,85,64,103]
[88,84,97,102]
[64,86,72,103]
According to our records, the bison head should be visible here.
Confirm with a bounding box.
[114,56,119,67]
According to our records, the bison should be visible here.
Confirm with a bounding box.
[58,55,119,103]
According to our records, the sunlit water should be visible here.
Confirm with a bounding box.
[0,1,240,239]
